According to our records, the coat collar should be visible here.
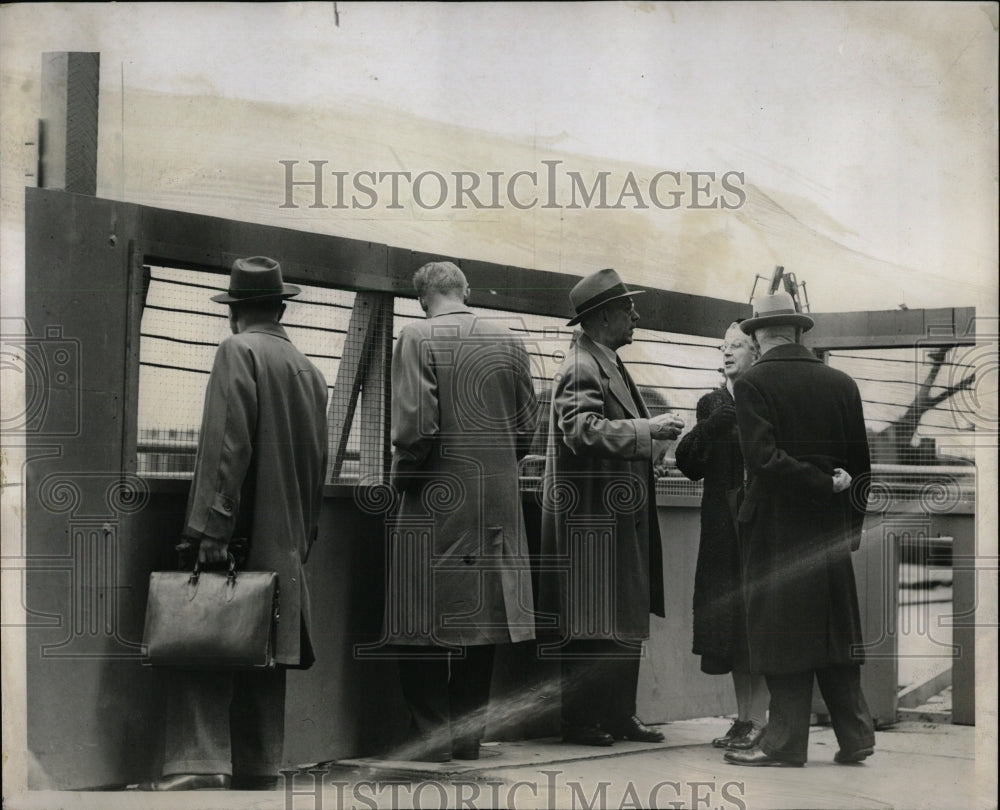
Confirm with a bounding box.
[756,342,821,364]
[240,321,291,342]
[574,331,641,418]
[428,305,474,318]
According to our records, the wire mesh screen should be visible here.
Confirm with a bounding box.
[327,291,393,484]
[136,265,350,478]
[827,346,977,505]
[137,268,978,510]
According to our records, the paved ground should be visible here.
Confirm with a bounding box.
[7,716,993,810]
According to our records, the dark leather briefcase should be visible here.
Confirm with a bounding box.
[141,556,279,669]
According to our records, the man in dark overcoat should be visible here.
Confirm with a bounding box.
[538,268,685,746]
[142,257,328,791]
[387,261,538,762]
[726,291,875,767]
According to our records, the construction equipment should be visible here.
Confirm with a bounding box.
[750,265,811,312]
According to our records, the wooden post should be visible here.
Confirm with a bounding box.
[358,294,394,481]
[327,294,380,480]
[39,52,100,194]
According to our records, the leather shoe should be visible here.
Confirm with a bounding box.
[834,746,874,764]
[725,746,804,767]
[138,773,231,791]
[727,722,766,750]
[712,720,750,748]
[452,739,480,760]
[562,724,615,747]
[605,715,665,743]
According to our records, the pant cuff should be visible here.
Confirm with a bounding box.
[837,736,876,753]
[759,742,807,764]
[163,758,232,776]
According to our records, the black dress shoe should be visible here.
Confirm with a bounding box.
[834,745,874,764]
[725,746,803,767]
[138,773,231,791]
[452,739,480,760]
[562,724,615,746]
[712,720,750,748]
[605,715,665,743]
[727,722,766,750]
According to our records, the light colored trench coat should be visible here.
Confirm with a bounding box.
[387,309,538,646]
[183,321,328,667]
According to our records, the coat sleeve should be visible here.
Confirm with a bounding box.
[390,326,438,490]
[554,353,653,460]
[305,380,329,564]
[183,337,258,541]
[734,375,832,495]
[674,393,716,482]
[512,337,539,461]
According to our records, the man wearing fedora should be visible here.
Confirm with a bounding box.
[538,268,685,746]
[725,291,875,768]
[142,257,328,790]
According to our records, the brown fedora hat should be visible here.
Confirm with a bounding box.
[740,291,814,333]
[566,268,646,326]
[211,256,301,304]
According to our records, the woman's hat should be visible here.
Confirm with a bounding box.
[740,291,814,333]
[211,257,301,303]
[566,268,646,326]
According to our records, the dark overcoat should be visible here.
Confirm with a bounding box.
[538,331,665,643]
[388,309,538,646]
[674,386,746,671]
[733,343,870,674]
[184,322,329,667]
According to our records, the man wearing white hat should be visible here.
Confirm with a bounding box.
[538,268,685,746]
[142,257,328,790]
[725,291,875,768]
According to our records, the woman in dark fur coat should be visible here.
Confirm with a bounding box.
[674,321,768,750]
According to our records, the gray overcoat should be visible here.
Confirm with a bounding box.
[387,309,538,646]
[183,321,329,667]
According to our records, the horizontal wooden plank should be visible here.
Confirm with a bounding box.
[27,189,977,345]
[809,309,977,349]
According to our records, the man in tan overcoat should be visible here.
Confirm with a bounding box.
[142,257,328,791]
[387,261,538,762]
[538,268,685,747]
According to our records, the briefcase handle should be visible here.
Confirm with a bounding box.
[175,537,248,571]
[187,553,239,602]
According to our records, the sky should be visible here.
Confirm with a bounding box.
[1,2,997,315]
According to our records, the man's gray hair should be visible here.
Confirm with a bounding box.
[753,324,800,344]
[412,261,468,298]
